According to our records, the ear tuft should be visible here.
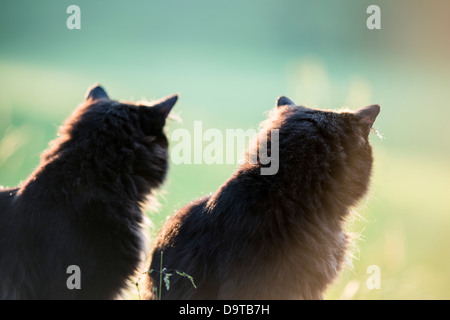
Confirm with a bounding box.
[151,94,179,119]
[276,96,296,107]
[85,83,109,101]
[354,104,380,128]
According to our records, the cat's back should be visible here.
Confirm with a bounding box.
[154,196,211,250]
[0,187,20,297]
[0,187,19,221]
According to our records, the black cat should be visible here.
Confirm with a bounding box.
[0,84,178,299]
[141,96,380,300]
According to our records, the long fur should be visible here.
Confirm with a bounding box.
[0,85,177,299]
[141,99,380,300]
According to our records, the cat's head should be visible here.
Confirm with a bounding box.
[45,84,178,199]
[258,96,380,206]
[273,96,380,143]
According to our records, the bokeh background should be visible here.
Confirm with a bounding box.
[1,0,449,299]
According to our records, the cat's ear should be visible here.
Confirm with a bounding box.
[85,83,109,101]
[354,104,380,128]
[150,94,179,119]
[276,96,296,107]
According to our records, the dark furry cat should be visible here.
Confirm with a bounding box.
[0,84,178,299]
[141,96,380,300]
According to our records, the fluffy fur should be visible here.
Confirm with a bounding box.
[0,84,177,299]
[141,97,380,300]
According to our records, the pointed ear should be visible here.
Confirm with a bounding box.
[276,96,296,107]
[354,104,380,128]
[85,83,109,101]
[151,94,178,119]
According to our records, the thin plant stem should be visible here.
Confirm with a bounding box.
[159,251,163,301]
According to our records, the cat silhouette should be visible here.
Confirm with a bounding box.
[0,84,178,299]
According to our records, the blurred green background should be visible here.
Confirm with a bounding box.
[1,0,449,299]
